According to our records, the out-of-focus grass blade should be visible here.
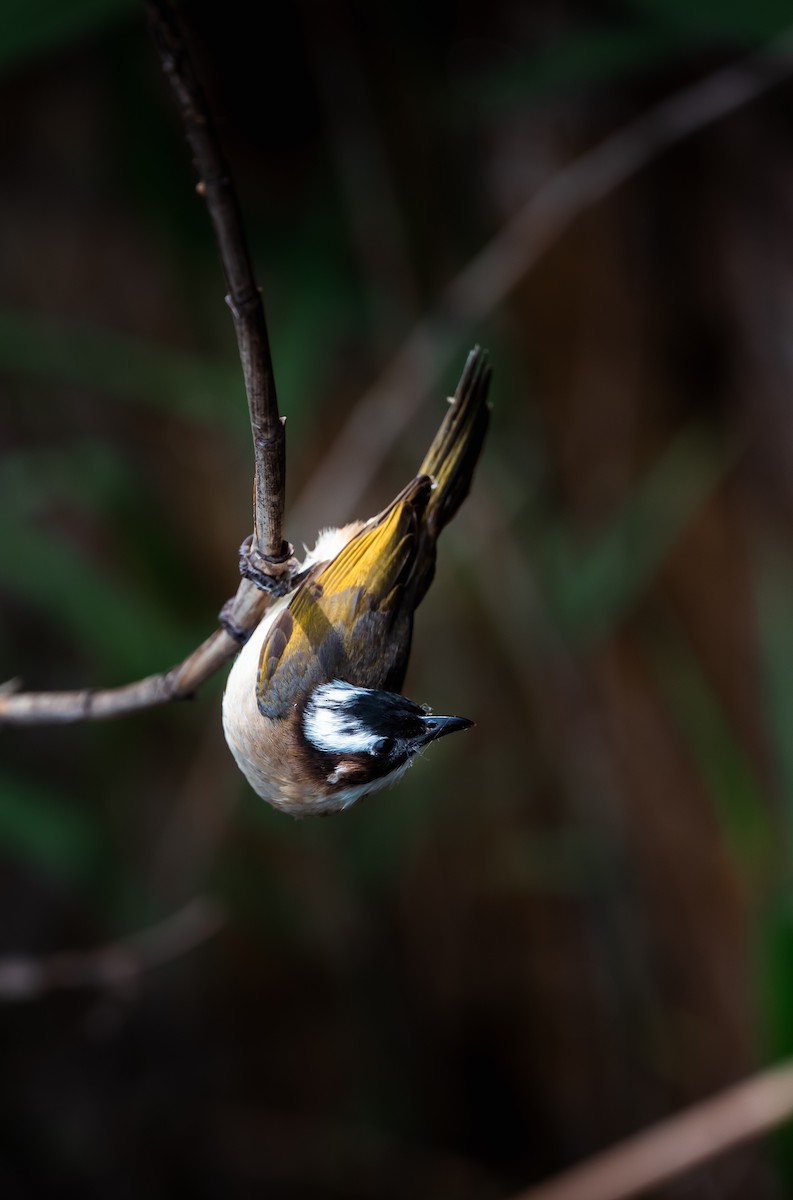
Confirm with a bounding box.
[645,618,772,876]
[744,537,793,1180]
[755,539,793,837]
[454,4,789,121]
[261,207,367,441]
[0,441,134,521]
[540,428,734,644]
[754,898,793,1177]
[0,311,246,435]
[0,512,196,678]
[0,441,205,674]
[451,0,788,119]
[625,0,792,42]
[0,0,135,76]
[455,23,682,114]
[0,768,104,883]
[486,829,610,895]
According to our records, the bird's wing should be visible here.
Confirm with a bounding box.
[256,478,431,719]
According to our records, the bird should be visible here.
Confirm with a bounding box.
[222,346,491,816]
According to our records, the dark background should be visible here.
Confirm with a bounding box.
[2,0,793,1196]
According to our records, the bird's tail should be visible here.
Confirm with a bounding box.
[418,346,491,539]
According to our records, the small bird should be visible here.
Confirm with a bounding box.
[222,347,491,816]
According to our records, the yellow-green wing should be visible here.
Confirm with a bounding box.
[257,479,430,719]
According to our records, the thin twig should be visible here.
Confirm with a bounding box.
[145,0,294,582]
[4,29,793,725]
[0,897,223,1001]
[289,26,793,534]
[507,1060,793,1200]
[0,578,267,722]
[1,4,290,726]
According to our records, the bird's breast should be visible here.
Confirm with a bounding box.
[221,596,323,808]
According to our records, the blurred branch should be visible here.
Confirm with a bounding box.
[145,0,295,585]
[291,25,793,533]
[0,897,223,1001]
[508,1060,793,1200]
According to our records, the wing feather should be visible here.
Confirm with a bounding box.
[257,480,430,719]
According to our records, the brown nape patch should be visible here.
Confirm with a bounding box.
[327,759,368,786]
[258,608,293,690]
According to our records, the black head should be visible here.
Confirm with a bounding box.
[302,680,472,794]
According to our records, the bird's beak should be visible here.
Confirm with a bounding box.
[418,714,474,745]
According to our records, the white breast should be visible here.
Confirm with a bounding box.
[221,521,365,813]
[221,592,291,799]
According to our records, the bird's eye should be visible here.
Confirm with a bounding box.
[371,736,394,756]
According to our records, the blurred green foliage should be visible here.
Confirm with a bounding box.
[0,0,135,75]
[539,427,734,643]
[0,768,105,883]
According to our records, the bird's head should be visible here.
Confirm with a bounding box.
[301,681,472,808]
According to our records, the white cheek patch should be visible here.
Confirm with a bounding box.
[303,682,381,755]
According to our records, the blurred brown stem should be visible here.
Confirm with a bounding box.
[509,1060,793,1200]
[0,897,223,1001]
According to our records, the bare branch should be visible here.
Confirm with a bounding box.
[0,578,268,724]
[145,0,294,583]
[6,27,793,726]
[508,1060,793,1200]
[0,897,223,1001]
[0,5,297,726]
[290,26,793,534]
